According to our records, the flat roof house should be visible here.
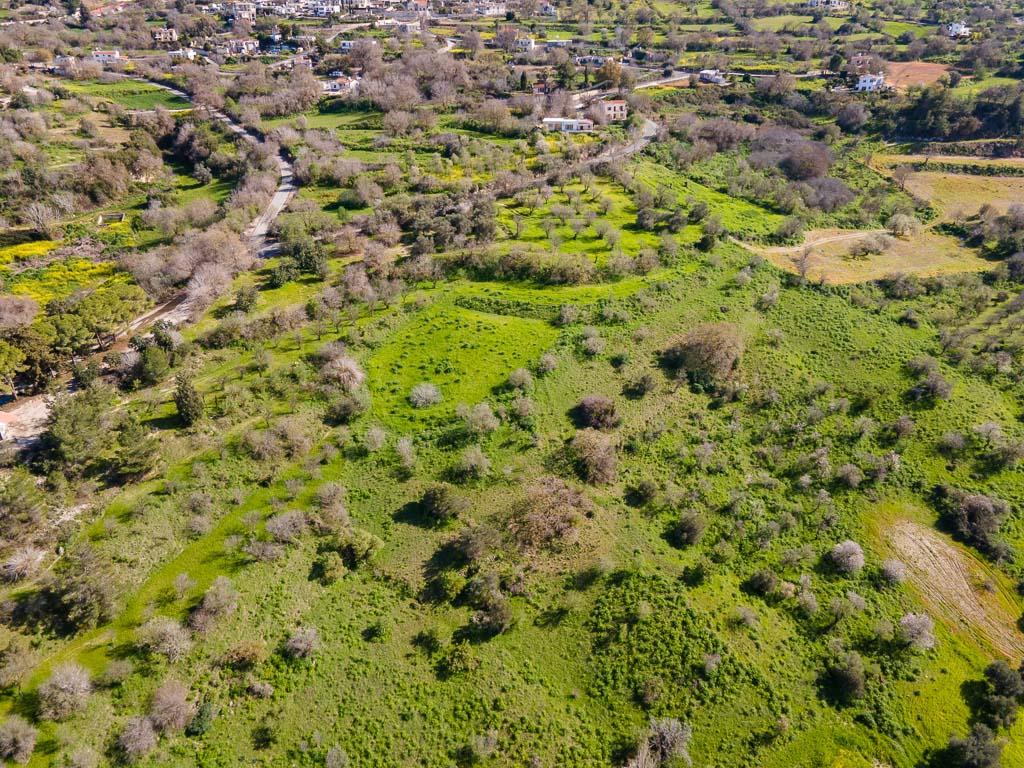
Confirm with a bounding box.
[542,117,594,132]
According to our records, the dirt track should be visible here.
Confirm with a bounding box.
[891,519,1024,660]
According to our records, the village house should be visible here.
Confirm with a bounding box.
[540,2,556,14]
[515,37,536,52]
[946,21,971,38]
[598,99,628,122]
[90,49,121,63]
[576,54,611,67]
[230,1,257,22]
[169,47,197,60]
[698,68,728,85]
[53,54,77,74]
[855,72,887,92]
[152,27,179,43]
[221,38,261,56]
[806,0,849,11]
[542,116,594,132]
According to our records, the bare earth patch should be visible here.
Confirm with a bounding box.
[749,228,990,284]
[890,519,1024,660]
[885,61,951,91]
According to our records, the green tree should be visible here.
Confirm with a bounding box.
[0,340,27,400]
[113,415,158,479]
[139,345,170,386]
[174,375,204,427]
[43,384,119,475]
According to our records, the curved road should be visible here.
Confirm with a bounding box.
[0,77,296,441]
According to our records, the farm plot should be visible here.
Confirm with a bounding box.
[902,172,1024,220]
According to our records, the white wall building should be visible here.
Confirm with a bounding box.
[855,72,886,92]
[542,117,594,132]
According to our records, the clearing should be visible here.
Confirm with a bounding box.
[889,519,1024,660]
[751,227,990,283]
[885,61,951,91]
[902,171,1024,220]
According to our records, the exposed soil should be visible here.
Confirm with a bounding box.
[886,61,951,91]
[890,519,1024,660]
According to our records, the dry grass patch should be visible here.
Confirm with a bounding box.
[902,172,1024,221]
[752,228,990,283]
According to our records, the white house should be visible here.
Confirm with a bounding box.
[598,99,628,122]
[515,37,535,52]
[314,2,341,14]
[169,47,197,60]
[807,0,849,11]
[542,117,593,132]
[946,21,971,38]
[540,2,556,14]
[855,72,886,92]
[698,68,728,85]
[90,49,122,63]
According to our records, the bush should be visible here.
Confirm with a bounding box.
[118,716,157,763]
[189,576,238,632]
[573,395,620,430]
[829,540,865,574]
[38,663,91,721]
[458,445,491,479]
[880,559,907,584]
[509,476,593,551]
[149,679,195,734]
[571,429,618,484]
[670,511,707,547]
[507,368,533,390]
[326,389,370,424]
[898,613,935,651]
[421,484,468,526]
[826,651,866,705]
[981,660,1024,728]
[0,716,36,764]
[409,383,442,408]
[266,510,308,543]
[284,626,319,659]
[137,617,192,661]
[661,323,743,390]
[459,403,499,435]
[936,487,1009,556]
[321,356,366,392]
[629,718,692,768]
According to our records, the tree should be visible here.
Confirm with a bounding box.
[38,664,91,721]
[149,679,195,734]
[43,384,119,476]
[947,724,1002,768]
[118,716,157,763]
[0,341,26,400]
[421,484,468,526]
[0,716,36,764]
[660,323,743,390]
[174,375,204,427]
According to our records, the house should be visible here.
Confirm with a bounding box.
[314,2,341,14]
[322,75,358,92]
[806,0,849,11]
[407,0,429,10]
[698,68,728,85]
[473,3,506,15]
[576,54,610,67]
[598,99,627,122]
[855,72,886,92]
[542,116,593,132]
[545,38,571,49]
[152,27,179,43]
[230,2,257,22]
[222,38,261,56]
[515,37,535,52]
[54,54,77,74]
[169,47,197,60]
[540,2,556,15]
[90,49,122,63]
[946,21,971,38]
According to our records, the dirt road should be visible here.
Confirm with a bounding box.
[1,78,295,440]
